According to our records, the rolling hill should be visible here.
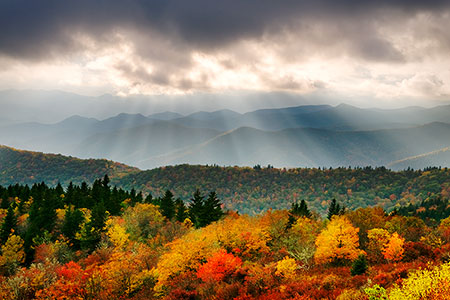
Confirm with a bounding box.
[0,145,138,186]
[1,146,450,215]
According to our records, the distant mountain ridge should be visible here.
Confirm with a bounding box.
[1,103,450,169]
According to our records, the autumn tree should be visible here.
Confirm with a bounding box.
[382,232,404,262]
[367,228,391,263]
[0,234,25,275]
[315,216,362,265]
[197,249,242,282]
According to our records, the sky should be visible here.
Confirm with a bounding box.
[1,0,450,110]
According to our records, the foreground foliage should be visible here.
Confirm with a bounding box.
[0,178,450,299]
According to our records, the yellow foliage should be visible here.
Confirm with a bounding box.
[382,232,404,262]
[389,262,450,300]
[367,228,391,263]
[105,218,130,249]
[314,216,363,264]
[275,256,297,280]
[0,234,25,267]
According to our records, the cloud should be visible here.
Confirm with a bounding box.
[0,0,450,98]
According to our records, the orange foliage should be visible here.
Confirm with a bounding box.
[383,232,405,262]
[197,249,242,282]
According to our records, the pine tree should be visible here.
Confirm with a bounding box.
[327,199,345,220]
[175,198,188,222]
[62,207,84,244]
[189,189,205,228]
[0,204,17,244]
[144,193,153,204]
[81,201,107,251]
[160,190,175,220]
[290,200,311,218]
[201,191,223,226]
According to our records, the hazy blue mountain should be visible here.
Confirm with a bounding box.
[148,111,184,120]
[140,122,450,170]
[1,103,450,170]
[73,121,221,166]
[169,103,450,131]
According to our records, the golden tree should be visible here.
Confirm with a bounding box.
[314,216,362,265]
[382,232,404,262]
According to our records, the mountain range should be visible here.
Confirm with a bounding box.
[1,101,450,169]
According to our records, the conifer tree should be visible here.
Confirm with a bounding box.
[0,204,17,244]
[174,198,187,222]
[160,190,175,220]
[327,199,345,220]
[202,191,223,226]
[189,189,205,228]
[62,207,84,244]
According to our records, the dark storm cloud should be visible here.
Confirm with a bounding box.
[0,0,449,61]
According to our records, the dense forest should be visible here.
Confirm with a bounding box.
[1,178,450,299]
[0,145,138,186]
[2,146,450,216]
[116,165,450,215]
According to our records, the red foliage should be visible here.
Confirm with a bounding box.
[403,241,436,262]
[197,249,243,282]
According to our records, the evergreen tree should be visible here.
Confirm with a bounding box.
[0,204,17,244]
[144,193,153,204]
[189,189,205,228]
[351,254,368,276]
[160,190,175,220]
[81,201,107,252]
[62,207,84,244]
[175,198,188,222]
[327,199,345,220]
[201,191,223,226]
[290,200,311,218]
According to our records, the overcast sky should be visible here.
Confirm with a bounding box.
[1,0,450,109]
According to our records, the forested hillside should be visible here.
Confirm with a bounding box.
[0,145,138,186]
[1,146,450,215]
[117,165,450,215]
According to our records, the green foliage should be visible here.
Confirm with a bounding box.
[116,165,450,215]
[351,254,368,276]
[160,190,175,220]
[175,198,188,222]
[291,199,311,218]
[61,207,84,245]
[327,199,345,220]
[364,284,388,300]
[0,204,17,244]
[188,190,223,228]
[0,145,138,187]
